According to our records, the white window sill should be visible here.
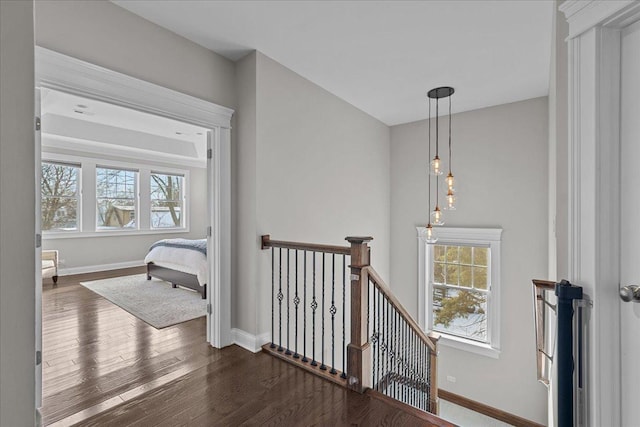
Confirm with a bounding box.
[43,228,190,239]
[436,333,500,359]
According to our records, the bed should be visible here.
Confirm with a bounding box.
[144,238,208,299]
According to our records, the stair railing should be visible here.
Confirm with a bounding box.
[261,235,439,414]
[261,235,351,386]
[364,265,440,413]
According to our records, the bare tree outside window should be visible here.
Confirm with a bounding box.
[150,173,183,228]
[41,162,80,231]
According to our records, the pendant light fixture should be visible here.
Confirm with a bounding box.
[425,95,438,243]
[426,86,456,242]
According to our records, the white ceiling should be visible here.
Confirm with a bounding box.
[112,0,554,126]
[41,88,208,165]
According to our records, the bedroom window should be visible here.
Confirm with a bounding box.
[150,172,184,229]
[418,227,502,358]
[41,161,81,232]
[96,167,138,230]
[42,154,190,237]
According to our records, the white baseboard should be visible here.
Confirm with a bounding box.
[58,260,145,276]
[231,328,270,353]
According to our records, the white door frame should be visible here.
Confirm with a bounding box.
[560,1,640,425]
[34,47,234,348]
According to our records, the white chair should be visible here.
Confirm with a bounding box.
[42,250,58,285]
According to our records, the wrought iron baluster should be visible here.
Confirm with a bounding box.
[293,250,300,358]
[303,251,308,363]
[341,254,346,378]
[278,248,283,352]
[271,248,275,349]
[330,254,337,374]
[402,318,406,404]
[393,308,398,400]
[286,249,291,355]
[403,319,407,402]
[385,296,389,397]
[412,330,417,408]
[424,341,428,411]
[311,252,318,366]
[372,284,377,389]
[427,342,432,411]
[320,253,327,370]
[377,286,381,391]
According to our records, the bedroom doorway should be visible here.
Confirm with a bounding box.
[34,47,233,414]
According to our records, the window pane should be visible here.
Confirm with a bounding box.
[150,173,182,201]
[433,262,445,284]
[96,168,136,198]
[97,199,136,229]
[446,264,459,285]
[96,168,137,230]
[42,197,78,231]
[151,200,181,228]
[433,289,487,342]
[150,173,183,228]
[434,245,446,262]
[474,247,488,266]
[445,246,459,263]
[41,163,78,197]
[41,163,79,231]
[459,265,472,287]
[474,266,488,290]
[460,246,472,264]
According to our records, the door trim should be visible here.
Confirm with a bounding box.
[35,47,234,348]
[560,1,640,425]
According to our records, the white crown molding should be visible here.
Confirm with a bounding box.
[35,47,234,130]
[42,133,207,169]
[416,226,503,243]
[560,0,640,39]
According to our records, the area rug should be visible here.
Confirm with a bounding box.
[80,274,206,329]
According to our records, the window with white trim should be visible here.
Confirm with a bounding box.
[41,154,189,237]
[150,172,184,229]
[41,161,81,232]
[96,167,138,230]
[418,227,502,358]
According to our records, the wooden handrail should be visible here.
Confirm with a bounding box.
[261,234,350,255]
[364,266,439,353]
[532,279,556,291]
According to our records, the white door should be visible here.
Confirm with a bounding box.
[620,19,640,427]
[35,90,43,410]
[207,130,215,346]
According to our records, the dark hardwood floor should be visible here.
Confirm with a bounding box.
[42,269,448,426]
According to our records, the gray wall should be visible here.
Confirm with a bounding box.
[233,52,391,335]
[390,97,548,423]
[34,0,236,109]
[233,52,258,333]
[552,0,569,281]
[0,1,36,425]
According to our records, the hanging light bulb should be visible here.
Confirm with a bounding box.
[445,188,456,210]
[446,172,455,190]
[431,205,444,225]
[426,223,438,244]
[430,156,443,175]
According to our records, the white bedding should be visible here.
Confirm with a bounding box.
[144,244,207,286]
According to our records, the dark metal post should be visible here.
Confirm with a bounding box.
[555,280,583,427]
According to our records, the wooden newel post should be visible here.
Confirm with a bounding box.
[345,236,373,393]
[428,333,440,414]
